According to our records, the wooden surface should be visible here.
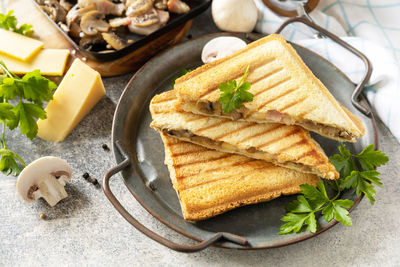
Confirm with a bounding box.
[5,0,192,77]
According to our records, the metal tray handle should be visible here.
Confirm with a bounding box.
[275,16,373,117]
[102,140,249,252]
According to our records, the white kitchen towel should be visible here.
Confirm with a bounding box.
[254,0,400,142]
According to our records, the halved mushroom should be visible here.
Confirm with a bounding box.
[109,17,133,28]
[102,32,128,50]
[79,34,105,50]
[66,4,96,27]
[125,0,154,17]
[131,9,159,27]
[80,10,110,35]
[128,9,169,35]
[78,0,125,16]
[201,36,247,64]
[16,157,72,207]
[167,0,190,14]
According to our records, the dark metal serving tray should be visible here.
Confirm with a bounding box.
[103,33,378,252]
[32,0,211,61]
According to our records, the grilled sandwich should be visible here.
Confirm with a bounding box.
[150,91,339,179]
[160,133,319,221]
[174,34,365,142]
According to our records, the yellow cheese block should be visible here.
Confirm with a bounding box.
[0,28,44,61]
[37,59,106,142]
[0,49,70,75]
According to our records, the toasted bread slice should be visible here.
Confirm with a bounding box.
[174,34,365,142]
[150,91,339,179]
[161,133,319,221]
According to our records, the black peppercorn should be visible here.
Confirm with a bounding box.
[102,144,110,151]
[91,178,98,185]
[82,172,90,179]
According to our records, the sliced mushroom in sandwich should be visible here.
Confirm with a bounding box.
[174,34,365,142]
[150,90,339,180]
[160,133,319,221]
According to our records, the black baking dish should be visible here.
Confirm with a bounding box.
[32,0,211,61]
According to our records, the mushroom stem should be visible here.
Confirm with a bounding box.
[34,175,69,207]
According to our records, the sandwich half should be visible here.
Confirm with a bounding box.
[150,90,339,180]
[174,34,365,142]
[160,133,319,221]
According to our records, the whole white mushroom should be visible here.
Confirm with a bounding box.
[201,36,247,64]
[212,0,259,33]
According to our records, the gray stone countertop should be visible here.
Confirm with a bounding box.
[1,8,400,267]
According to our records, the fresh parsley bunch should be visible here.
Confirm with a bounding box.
[279,144,388,235]
[218,65,254,113]
[0,61,56,176]
[0,10,33,36]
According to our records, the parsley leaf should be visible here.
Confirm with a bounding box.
[0,61,55,176]
[218,65,253,114]
[0,148,23,176]
[330,144,387,204]
[356,144,389,171]
[280,180,355,235]
[0,10,33,36]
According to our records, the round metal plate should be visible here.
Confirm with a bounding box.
[111,33,377,249]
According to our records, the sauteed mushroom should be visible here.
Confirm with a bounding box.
[78,0,125,16]
[80,10,110,35]
[125,0,154,16]
[79,34,105,50]
[36,0,190,52]
[102,32,128,50]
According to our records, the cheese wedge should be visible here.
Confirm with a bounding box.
[0,49,70,75]
[37,59,106,142]
[160,133,319,221]
[0,28,43,61]
[175,34,365,142]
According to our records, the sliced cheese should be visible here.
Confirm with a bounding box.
[0,49,70,75]
[37,59,106,142]
[0,28,44,61]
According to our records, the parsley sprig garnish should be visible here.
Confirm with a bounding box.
[0,61,56,176]
[0,10,33,36]
[218,65,254,114]
[279,144,388,235]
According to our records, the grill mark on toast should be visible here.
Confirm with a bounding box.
[256,128,301,149]
[198,58,277,99]
[273,138,309,154]
[239,124,284,143]
[181,158,257,180]
[196,120,230,133]
[253,76,291,97]
[297,150,326,164]
[255,86,300,112]
[174,154,232,169]
[181,165,273,190]
[184,116,207,123]
[172,149,207,157]
[297,108,315,119]
[279,95,308,112]
[250,66,284,85]
[214,123,258,140]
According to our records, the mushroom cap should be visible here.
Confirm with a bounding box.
[80,10,110,36]
[16,157,72,203]
[212,0,258,33]
[201,36,247,64]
